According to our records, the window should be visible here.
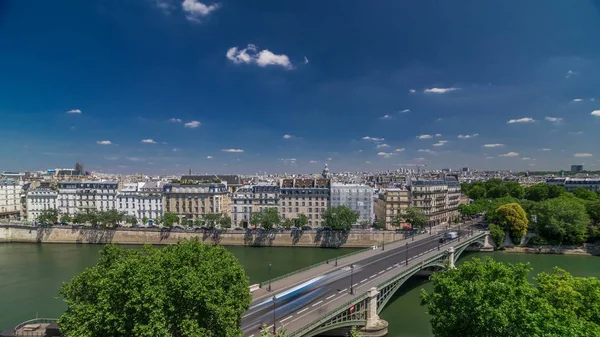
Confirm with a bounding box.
[309,201,312,206]
[321,202,324,206]
[295,207,299,212]
[302,202,305,206]
[295,202,299,206]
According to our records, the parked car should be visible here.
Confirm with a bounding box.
[301,225,313,231]
[172,225,185,231]
[234,227,244,231]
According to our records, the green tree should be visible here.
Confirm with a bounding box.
[547,184,566,199]
[486,185,509,199]
[534,197,590,245]
[294,214,309,228]
[219,215,232,229]
[250,211,261,229]
[162,212,179,228]
[359,221,370,230]
[586,201,600,226]
[72,212,88,225]
[126,216,137,226]
[141,216,149,226]
[204,213,222,229]
[322,205,359,231]
[466,185,486,200]
[504,181,525,199]
[282,218,294,229]
[257,207,281,230]
[488,223,505,248]
[58,239,251,337]
[154,216,163,227]
[59,214,72,224]
[421,257,600,337]
[38,208,59,224]
[397,207,428,230]
[483,178,503,192]
[573,187,599,201]
[495,203,529,240]
[525,183,549,202]
[484,196,519,224]
[458,203,483,218]
[260,325,287,337]
[180,218,192,228]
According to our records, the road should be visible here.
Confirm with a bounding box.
[241,229,472,335]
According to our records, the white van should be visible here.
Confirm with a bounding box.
[445,232,459,240]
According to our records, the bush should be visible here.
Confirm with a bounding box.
[488,223,505,248]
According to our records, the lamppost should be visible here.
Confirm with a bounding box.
[382,240,385,251]
[335,256,338,266]
[405,242,408,265]
[350,264,355,294]
[268,262,272,292]
[272,295,277,335]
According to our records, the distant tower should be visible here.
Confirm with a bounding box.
[322,163,331,179]
[189,168,192,175]
[75,162,84,175]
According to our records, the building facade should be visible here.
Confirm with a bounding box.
[231,185,280,227]
[163,182,229,221]
[26,188,58,221]
[57,181,119,215]
[374,188,410,229]
[409,177,461,226]
[571,165,584,172]
[279,178,330,227]
[116,182,163,223]
[547,177,600,192]
[331,183,373,225]
[0,179,23,220]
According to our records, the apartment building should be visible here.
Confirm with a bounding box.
[26,188,58,221]
[374,188,411,229]
[231,184,280,227]
[547,177,600,192]
[57,181,119,215]
[331,183,373,225]
[179,174,242,193]
[409,177,460,226]
[116,182,163,222]
[0,179,23,220]
[279,178,330,227]
[163,182,229,221]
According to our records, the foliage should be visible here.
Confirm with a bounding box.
[58,239,251,337]
[203,213,222,229]
[483,178,503,191]
[547,185,566,199]
[294,213,308,228]
[359,221,370,229]
[458,203,483,218]
[483,196,519,224]
[253,207,281,230]
[162,212,179,228]
[572,187,599,201]
[126,216,137,226]
[488,223,505,248]
[395,207,428,230]
[180,218,193,227]
[373,221,385,229]
[260,325,287,337]
[141,216,148,225]
[59,214,72,224]
[421,257,600,337]
[219,215,232,228]
[72,212,88,225]
[524,183,549,202]
[504,181,525,199]
[37,208,59,224]
[466,185,486,200]
[587,201,600,226]
[250,212,261,228]
[533,197,590,245]
[153,216,163,227]
[282,218,294,229]
[486,185,509,199]
[496,203,529,240]
[350,326,363,337]
[322,205,360,231]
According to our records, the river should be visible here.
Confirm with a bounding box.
[1,244,599,336]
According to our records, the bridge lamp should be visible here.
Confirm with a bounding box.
[350,264,355,295]
[268,262,272,292]
[272,295,277,334]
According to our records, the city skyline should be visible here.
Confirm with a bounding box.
[2,0,600,174]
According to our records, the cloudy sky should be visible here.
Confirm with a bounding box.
[1,0,600,174]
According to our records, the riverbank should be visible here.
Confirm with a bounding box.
[503,244,600,256]
[0,224,406,248]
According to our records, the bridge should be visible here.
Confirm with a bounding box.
[242,228,492,337]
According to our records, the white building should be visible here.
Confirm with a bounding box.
[116,182,163,223]
[26,188,58,221]
[0,179,23,220]
[231,185,280,227]
[547,177,600,192]
[57,181,119,215]
[330,183,374,225]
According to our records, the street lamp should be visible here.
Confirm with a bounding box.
[405,242,409,266]
[272,295,277,335]
[349,264,355,295]
[268,262,272,292]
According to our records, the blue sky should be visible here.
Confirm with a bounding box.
[1,0,600,174]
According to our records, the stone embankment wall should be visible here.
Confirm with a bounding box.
[504,244,600,256]
[0,225,404,248]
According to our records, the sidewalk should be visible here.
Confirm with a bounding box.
[251,221,466,302]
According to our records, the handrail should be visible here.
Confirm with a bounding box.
[13,318,58,331]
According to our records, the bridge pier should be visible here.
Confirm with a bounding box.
[362,287,388,336]
[448,247,456,269]
[481,234,494,251]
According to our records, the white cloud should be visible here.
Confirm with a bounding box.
[309,160,318,164]
[591,110,600,116]
[96,140,112,145]
[365,161,371,164]
[435,133,442,137]
[507,117,535,124]
[182,0,219,22]
[169,118,182,123]
[222,149,244,153]
[141,139,157,144]
[184,120,201,128]
[433,140,449,147]
[395,148,405,152]
[414,157,425,161]
[418,149,437,155]
[377,152,395,158]
[483,143,504,148]
[424,87,459,94]
[66,109,81,114]
[485,157,495,159]
[570,131,584,135]
[280,158,297,165]
[572,98,583,102]
[362,136,384,141]
[522,157,531,160]
[574,153,593,157]
[126,157,144,162]
[540,148,551,151]
[206,156,213,159]
[226,44,293,69]
[283,134,294,139]
[458,133,479,139]
[172,148,180,152]
[400,109,410,113]
[417,134,433,139]
[545,116,563,122]
[566,70,575,78]
[381,114,392,119]
[409,89,416,93]
[376,143,390,148]
[304,56,309,64]
[499,152,519,157]
[327,157,333,161]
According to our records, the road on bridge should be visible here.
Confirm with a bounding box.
[241,228,475,336]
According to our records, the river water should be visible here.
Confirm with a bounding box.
[1,244,599,336]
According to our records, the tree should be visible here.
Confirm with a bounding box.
[126,216,137,226]
[204,213,222,229]
[420,257,600,337]
[141,216,149,226]
[573,187,599,201]
[180,218,192,228]
[486,185,509,199]
[504,181,525,199]
[484,196,519,224]
[495,203,529,240]
[282,218,294,229]
[72,212,88,225]
[37,208,59,224]
[586,201,600,225]
[294,213,309,228]
[466,185,486,200]
[359,221,370,230]
[260,325,287,337]
[58,239,251,337]
[488,223,505,248]
[458,203,483,218]
[322,205,359,231]
[60,214,72,224]
[483,178,503,192]
[219,215,232,229]
[258,207,281,230]
[533,197,590,245]
[547,185,566,199]
[162,212,179,228]
[250,212,261,229]
[525,183,549,202]
[398,207,428,230]
[153,216,163,227]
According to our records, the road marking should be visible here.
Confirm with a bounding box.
[354,283,359,288]
[394,263,399,267]
[249,335,254,337]
[339,288,348,293]
[280,316,293,322]
[360,279,368,283]
[369,275,376,279]
[326,294,336,300]
[386,266,392,270]
[312,300,323,307]
[378,270,385,275]
[266,325,273,330]
[297,308,309,314]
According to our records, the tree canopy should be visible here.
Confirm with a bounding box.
[37,208,59,224]
[162,212,179,228]
[421,257,600,337]
[495,203,529,240]
[251,207,281,230]
[504,181,525,199]
[486,185,509,199]
[322,205,359,231]
[532,197,590,245]
[395,207,428,230]
[58,239,251,337]
[524,183,549,202]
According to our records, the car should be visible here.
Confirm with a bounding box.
[275,226,285,232]
[172,225,185,231]
[301,226,313,231]
[234,227,244,231]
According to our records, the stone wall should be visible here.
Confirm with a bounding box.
[0,225,404,248]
